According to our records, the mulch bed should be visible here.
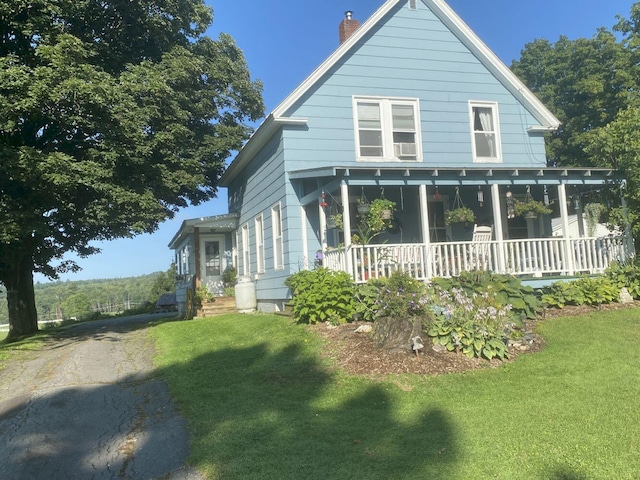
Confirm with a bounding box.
[308,301,638,377]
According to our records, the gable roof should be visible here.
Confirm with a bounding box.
[221,0,560,186]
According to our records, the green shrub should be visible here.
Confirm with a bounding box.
[354,279,386,322]
[606,260,640,298]
[540,281,585,309]
[430,270,540,321]
[285,268,357,325]
[427,286,511,360]
[374,271,428,318]
[542,275,620,308]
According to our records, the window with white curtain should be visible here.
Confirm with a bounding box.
[353,96,421,161]
[469,101,502,162]
[272,203,284,270]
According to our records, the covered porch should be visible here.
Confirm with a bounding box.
[293,166,634,283]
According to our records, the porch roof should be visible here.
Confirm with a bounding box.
[289,166,623,187]
[168,213,239,249]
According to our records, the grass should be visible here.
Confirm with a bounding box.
[0,331,49,370]
[152,310,639,479]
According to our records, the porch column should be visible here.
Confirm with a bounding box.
[194,227,201,288]
[319,197,327,253]
[301,206,309,270]
[558,184,575,274]
[340,181,353,275]
[419,184,432,278]
[491,184,506,273]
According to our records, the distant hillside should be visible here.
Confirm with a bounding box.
[0,271,171,324]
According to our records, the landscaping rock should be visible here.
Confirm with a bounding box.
[620,287,634,304]
[354,324,372,333]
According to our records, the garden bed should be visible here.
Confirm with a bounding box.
[310,301,638,377]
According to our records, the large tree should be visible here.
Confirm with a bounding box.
[0,0,264,340]
[511,3,640,240]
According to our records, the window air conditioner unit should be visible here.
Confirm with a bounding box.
[394,142,417,157]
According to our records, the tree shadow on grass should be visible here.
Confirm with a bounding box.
[160,342,459,479]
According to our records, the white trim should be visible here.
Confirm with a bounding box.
[352,96,423,162]
[468,100,502,163]
[241,223,250,276]
[255,214,265,274]
[271,203,284,270]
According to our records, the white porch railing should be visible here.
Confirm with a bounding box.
[323,233,634,284]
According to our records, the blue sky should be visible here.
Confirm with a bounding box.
[36,0,636,283]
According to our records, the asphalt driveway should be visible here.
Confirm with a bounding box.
[0,313,203,480]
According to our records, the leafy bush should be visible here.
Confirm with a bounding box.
[540,281,585,309]
[542,276,620,308]
[427,287,511,360]
[430,270,540,321]
[354,279,386,322]
[606,261,640,298]
[285,268,357,324]
[374,271,428,318]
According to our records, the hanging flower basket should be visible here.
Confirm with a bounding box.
[513,200,551,219]
[357,202,370,215]
[327,213,342,229]
[445,207,475,225]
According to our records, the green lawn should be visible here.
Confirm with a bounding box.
[151,310,640,480]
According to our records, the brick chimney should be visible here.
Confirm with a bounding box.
[339,11,360,44]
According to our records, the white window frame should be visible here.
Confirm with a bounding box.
[241,223,250,276]
[353,96,422,162]
[469,101,502,163]
[271,203,284,270]
[255,214,265,274]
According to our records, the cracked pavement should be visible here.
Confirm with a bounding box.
[0,313,203,480]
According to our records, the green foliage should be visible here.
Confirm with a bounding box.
[195,286,215,306]
[444,207,475,225]
[149,264,177,303]
[427,287,511,360]
[285,268,356,325]
[223,266,237,286]
[513,199,552,217]
[374,271,427,318]
[353,279,386,322]
[605,260,640,298]
[61,292,92,320]
[430,270,540,321]
[352,198,396,244]
[542,275,620,308]
[0,0,264,337]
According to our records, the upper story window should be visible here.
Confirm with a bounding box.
[469,101,502,163]
[408,0,417,10]
[354,96,422,162]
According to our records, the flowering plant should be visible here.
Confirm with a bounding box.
[427,286,512,360]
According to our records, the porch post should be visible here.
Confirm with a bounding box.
[301,206,309,270]
[319,197,327,253]
[340,181,353,275]
[558,184,575,274]
[194,227,201,288]
[491,184,506,273]
[419,184,432,278]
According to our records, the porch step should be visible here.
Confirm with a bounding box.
[199,296,237,318]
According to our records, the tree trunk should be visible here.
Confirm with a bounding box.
[3,254,38,341]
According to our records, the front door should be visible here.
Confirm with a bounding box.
[200,235,226,295]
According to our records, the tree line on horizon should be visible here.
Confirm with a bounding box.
[0,267,175,325]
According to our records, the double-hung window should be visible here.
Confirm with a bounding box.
[272,203,284,270]
[469,101,502,162]
[354,97,421,161]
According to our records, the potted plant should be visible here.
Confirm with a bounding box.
[584,202,606,236]
[327,212,342,229]
[445,206,475,226]
[367,198,396,229]
[514,199,552,219]
[357,189,370,215]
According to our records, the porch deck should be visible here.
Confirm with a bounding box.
[323,234,634,284]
